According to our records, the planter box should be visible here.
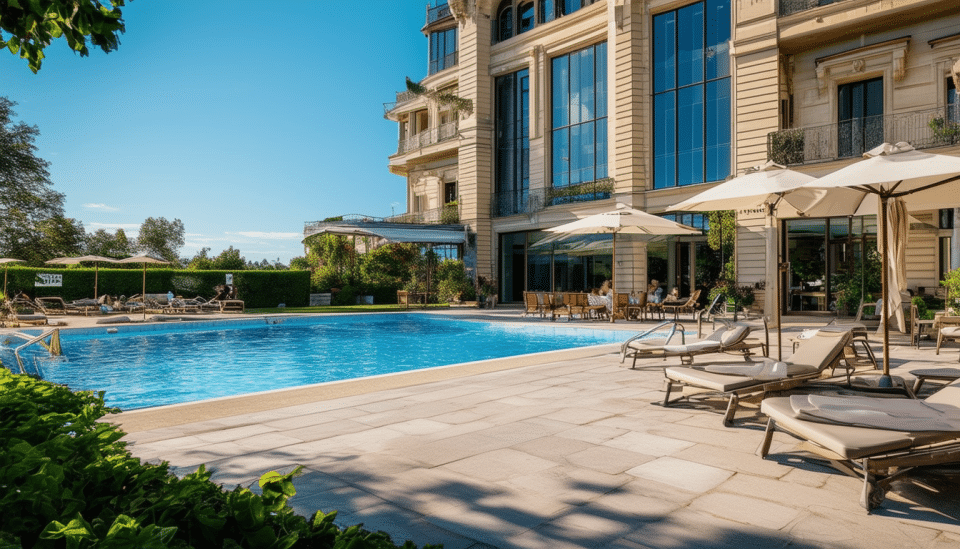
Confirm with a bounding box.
[310,293,331,306]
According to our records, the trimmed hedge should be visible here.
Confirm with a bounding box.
[3,267,310,308]
[0,369,440,548]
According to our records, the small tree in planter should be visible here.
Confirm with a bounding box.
[477,276,498,307]
[434,259,475,303]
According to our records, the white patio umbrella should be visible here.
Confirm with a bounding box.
[670,161,824,360]
[0,258,25,300]
[45,255,120,299]
[540,203,701,321]
[801,142,960,383]
[118,254,171,320]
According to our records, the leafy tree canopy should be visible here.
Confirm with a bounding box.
[85,227,134,259]
[137,216,184,265]
[0,0,129,73]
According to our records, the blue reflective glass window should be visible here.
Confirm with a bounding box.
[677,3,703,88]
[949,79,959,123]
[652,1,730,189]
[551,42,607,189]
[495,69,530,212]
[654,91,676,189]
[678,85,704,186]
[552,55,569,127]
[653,13,675,94]
[519,2,535,33]
[705,0,729,79]
[705,78,730,182]
[540,0,556,22]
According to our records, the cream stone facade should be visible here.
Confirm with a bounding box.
[382,0,960,314]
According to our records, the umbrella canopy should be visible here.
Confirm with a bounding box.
[45,255,120,299]
[543,204,701,321]
[801,142,960,381]
[0,258,25,300]
[118,254,171,320]
[669,162,825,360]
[670,161,819,216]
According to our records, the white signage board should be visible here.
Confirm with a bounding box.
[35,273,63,287]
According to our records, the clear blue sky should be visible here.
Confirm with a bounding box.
[0,1,430,264]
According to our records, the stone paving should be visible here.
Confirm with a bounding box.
[101,310,960,549]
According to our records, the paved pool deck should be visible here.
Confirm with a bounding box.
[29,309,960,548]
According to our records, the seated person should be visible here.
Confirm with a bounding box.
[647,280,663,304]
[663,287,681,303]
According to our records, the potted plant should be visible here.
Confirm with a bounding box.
[477,276,498,308]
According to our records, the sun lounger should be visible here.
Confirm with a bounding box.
[662,329,852,426]
[757,379,960,511]
[621,321,756,367]
[35,296,100,316]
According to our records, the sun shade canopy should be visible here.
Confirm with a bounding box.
[303,222,467,245]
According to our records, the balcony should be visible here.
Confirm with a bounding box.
[767,106,960,166]
[426,2,452,25]
[492,178,614,218]
[386,203,459,225]
[397,121,459,154]
[383,90,420,116]
[779,0,841,17]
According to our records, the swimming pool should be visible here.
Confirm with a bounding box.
[6,314,627,410]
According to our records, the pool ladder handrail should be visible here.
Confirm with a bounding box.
[7,328,62,375]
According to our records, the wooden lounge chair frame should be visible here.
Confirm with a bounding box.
[661,289,701,320]
[661,330,853,426]
[757,379,960,511]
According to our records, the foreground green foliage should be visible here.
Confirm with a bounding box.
[0,368,440,548]
[0,0,128,73]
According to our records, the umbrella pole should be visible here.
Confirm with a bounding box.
[880,195,892,386]
[94,264,99,300]
[610,232,617,323]
[142,264,147,322]
[770,210,783,362]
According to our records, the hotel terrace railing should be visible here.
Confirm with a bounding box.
[492,178,614,218]
[767,105,960,166]
[426,2,452,25]
[779,0,843,17]
[397,121,459,154]
[386,203,460,224]
[382,90,420,116]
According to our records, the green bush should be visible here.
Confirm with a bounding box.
[433,260,475,302]
[0,368,439,549]
[5,267,310,308]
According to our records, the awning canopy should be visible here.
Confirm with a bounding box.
[303,221,467,245]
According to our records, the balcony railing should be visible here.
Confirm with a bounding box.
[397,120,459,154]
[779,0,840,17]
[386,203,460,225]
[767,105,960,166]
[492,178,614,218]
[426,2,452,25]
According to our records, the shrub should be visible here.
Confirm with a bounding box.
[433,259,475,302]
[0,368,439,549]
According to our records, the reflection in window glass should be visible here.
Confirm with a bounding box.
[551,42,607,188]
[948,79,958,123]
[495,69,530,216]
[518,2,535,33]
[653,0,730,189]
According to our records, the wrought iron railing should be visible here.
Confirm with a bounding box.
[492,178,614,217]
[429,51,458,75]
[382,90,420,116]
[767,105,960,166]
[397,120,459,154]
[386,203,459,225]
[779,0,841,17]
[426,2,452,25]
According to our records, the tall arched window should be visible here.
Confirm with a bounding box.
[539,0,556,23]
[497,1,513,43]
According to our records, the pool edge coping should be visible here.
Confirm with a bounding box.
[108,342,622,434]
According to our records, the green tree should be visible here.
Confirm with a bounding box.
[707,210,736,280]
[211,246,245,270]
[0,98,68,262]
[0,0,129,73]
[86,227,134,258]
[35,215,85,258]
[289,256,312,270]
[187,247,214,270]
[137,217,185,265]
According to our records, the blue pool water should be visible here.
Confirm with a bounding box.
[7,314,626,410]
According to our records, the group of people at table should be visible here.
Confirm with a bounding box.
[584,278,679,314]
